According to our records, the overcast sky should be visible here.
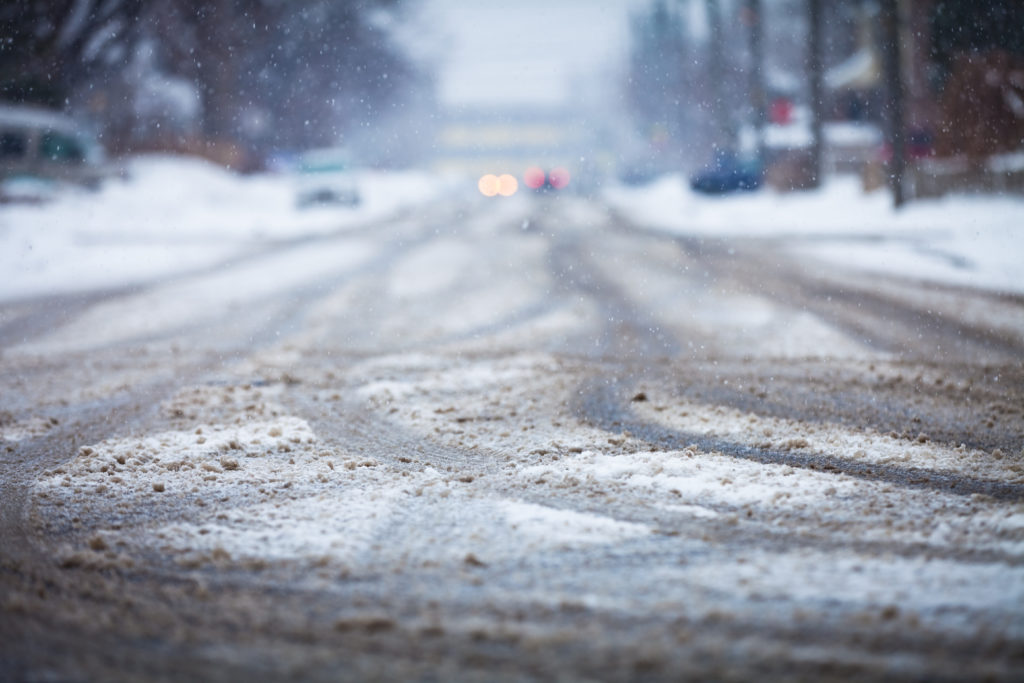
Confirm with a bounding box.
[414,0,647,108]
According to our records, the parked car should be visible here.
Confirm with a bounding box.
[690,150,763,194]
[0,105,109,199]
[294,147,361,208]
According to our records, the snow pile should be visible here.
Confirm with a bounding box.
[33,382,357,567]
[0,154,444,302]
[606,175,1024,294]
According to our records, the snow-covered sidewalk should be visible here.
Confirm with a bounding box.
[0,155,445,303]
[606,175,1024,295]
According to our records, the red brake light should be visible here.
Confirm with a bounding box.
[548,167,570,190]
[523,166,546,190]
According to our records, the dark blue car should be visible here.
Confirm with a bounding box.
[690,151,763,194]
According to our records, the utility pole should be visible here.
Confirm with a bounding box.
[880,0,906,208]
[705,0,730,151]
[745,0,766,163]
[807,0,824,188]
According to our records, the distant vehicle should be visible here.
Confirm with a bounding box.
[523,166,571,193]
[295,147,361,208]
[476,166,572,198]
[0,105,109,198]
[690,151,763,194]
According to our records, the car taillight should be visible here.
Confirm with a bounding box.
[548,167,570,190]
[523,166,546,190]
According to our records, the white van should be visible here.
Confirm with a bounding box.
[294,147,361,208]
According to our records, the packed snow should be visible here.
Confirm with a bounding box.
[30,353,1024,632]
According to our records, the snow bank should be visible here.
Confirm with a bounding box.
[606,175,1024,294]
[0,154,445,302]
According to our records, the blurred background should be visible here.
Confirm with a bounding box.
[1,0,1022,205]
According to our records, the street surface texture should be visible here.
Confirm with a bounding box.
[2,194,1023,681]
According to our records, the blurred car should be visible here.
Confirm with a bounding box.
[0,104,109,200]
[295,147,361,208]
[689,151,763,194]
[523,166,571,193]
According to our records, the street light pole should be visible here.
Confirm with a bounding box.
[746,0,766,164]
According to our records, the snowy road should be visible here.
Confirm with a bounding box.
[2,192,1024,681]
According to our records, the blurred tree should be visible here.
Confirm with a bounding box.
[0,0,430,167]
[880,0,905,207]
[134,0,427,163]
[625,0,751,171]
[0,0,143,106]
[806,0,824,188]
[625,0,692,170]
[930,0,1024,77]
[705,0,728,148]
[744,0,766,161]
[929,0,1024,161]
[256,1,426,155]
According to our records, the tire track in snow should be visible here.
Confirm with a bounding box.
[551,210,1023,504]
[575,373,1024,503]
[672,235,1024,364]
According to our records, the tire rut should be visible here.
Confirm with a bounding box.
[554,212,1023,507]
[576,373,1024,502]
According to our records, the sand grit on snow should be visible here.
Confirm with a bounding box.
[517,447,1024,557]
[1,414,59,442]
[32,374,656,572]
[628,390,1024,484]
[345,352,1024,559]
[32,383,325,565]
[22,357,1024,647]
[34,414,319,500]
